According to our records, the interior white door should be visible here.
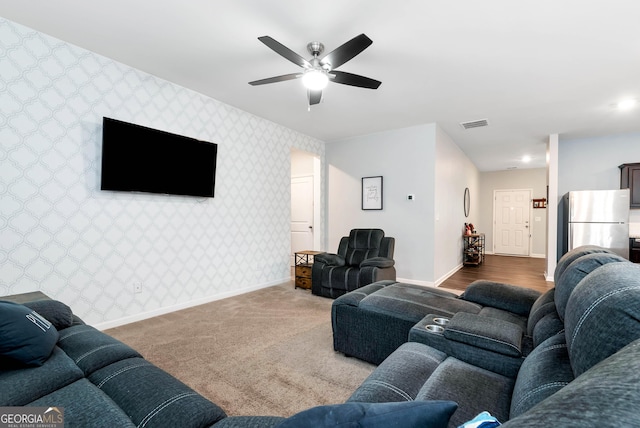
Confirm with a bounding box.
[494,189,531,256]
[291,176,314,263]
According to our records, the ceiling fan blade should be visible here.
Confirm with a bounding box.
[320,33,373,70]
[331,71,381,89]
[308,90,322,105]
[249,73,300,86]
[258,36,312,69]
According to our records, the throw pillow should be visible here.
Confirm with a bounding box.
[0,301,59,366]
[24,300,74,330]
[276,401,458,428]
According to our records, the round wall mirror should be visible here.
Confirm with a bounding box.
[464,187,470,217]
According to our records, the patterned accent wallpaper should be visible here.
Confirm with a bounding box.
[0,18,325,327]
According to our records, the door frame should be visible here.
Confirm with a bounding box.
[290,150,322,264]
[492,188,533,256]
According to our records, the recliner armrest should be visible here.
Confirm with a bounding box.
[314,252,346,266]
[360,257,395,268]
[460,280,541,316]
[443,312,523,357]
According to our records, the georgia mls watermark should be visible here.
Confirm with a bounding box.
[0,407,64,428]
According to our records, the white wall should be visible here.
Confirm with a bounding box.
[326,123,478,285]
[0,18,324,328]
[478,168,548,257]
[558,133,640,257]
[434,125,480,283]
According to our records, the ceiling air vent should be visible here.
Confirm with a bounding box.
[460,119,489,130]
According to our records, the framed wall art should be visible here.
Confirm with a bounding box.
[362,176,383,210]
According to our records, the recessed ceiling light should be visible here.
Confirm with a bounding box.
[522,155,531,163]
[616,99,637,111]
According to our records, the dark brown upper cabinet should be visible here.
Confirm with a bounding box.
[620,163,640,208]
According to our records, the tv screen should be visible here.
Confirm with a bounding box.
[100,117,217,198]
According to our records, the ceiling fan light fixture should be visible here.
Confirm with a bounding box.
[302,69,329,90]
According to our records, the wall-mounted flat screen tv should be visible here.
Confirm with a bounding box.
[100,117,217,198]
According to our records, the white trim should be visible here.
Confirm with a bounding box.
[92,278,287,331]
[397,260,463,288]
[395,277,434,287]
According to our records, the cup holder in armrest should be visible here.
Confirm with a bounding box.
[425,324,445,333]
[433,317,449,326]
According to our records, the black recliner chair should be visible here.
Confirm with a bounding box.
[312,229,396,299]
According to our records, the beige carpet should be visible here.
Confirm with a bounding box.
[106,283,375,418]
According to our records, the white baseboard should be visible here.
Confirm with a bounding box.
[397,262,463,289]
[434,263,463,287]
[395,277,434,287]
[93,278,287,331]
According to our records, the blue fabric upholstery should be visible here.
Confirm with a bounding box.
[344,252,640,428]
[553,245,613,283]
[416,357,514,427]
[56,324,142,375]
[88,357,227,428]
[28,378,136,427]
[461,281,541,317]
[277,401,458,428]
[509,333,573,418]
[349,342,447,403]
[503,339,640,427]
[563,262,640,377]
[332,282,480,364]
[0,346,83,405]
[312,229,396,298]
[554,252,627,321]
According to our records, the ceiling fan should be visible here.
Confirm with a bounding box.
[249,33,381,106]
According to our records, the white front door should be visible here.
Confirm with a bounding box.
[291,176,314,264]
[494,189,531,256]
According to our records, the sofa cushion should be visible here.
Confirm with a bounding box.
[0,346,84,405]
[554,252,626,321]
[564,262,640,377]
[23,299,74,330]
[502,338,640,427]
[0,301,58,367]
[360,283,481,321]
[416,357,514,427]
[348,342,448,403]
[509,333,574,418]
[526,289,556,336]
[553,245,611,284]
[88,357,226,428]
[530,312,564,349]
[56,324,142,375]
[344,229,384,265]
[28,378,136,427]
[276,401,457,428]
[476,307,527,332]
[461,280,541,317]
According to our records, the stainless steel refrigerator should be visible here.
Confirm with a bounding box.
[564,189,630,259]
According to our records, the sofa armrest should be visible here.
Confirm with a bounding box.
[360,257,395,268]
[460,280,542,316]
[443,312,524,357]
[314,252,346,267]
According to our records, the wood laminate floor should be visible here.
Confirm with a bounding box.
[439,255,554,294]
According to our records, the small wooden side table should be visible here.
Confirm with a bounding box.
[294,250,322,289]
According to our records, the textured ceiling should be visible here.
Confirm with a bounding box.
[2,0,640,171]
